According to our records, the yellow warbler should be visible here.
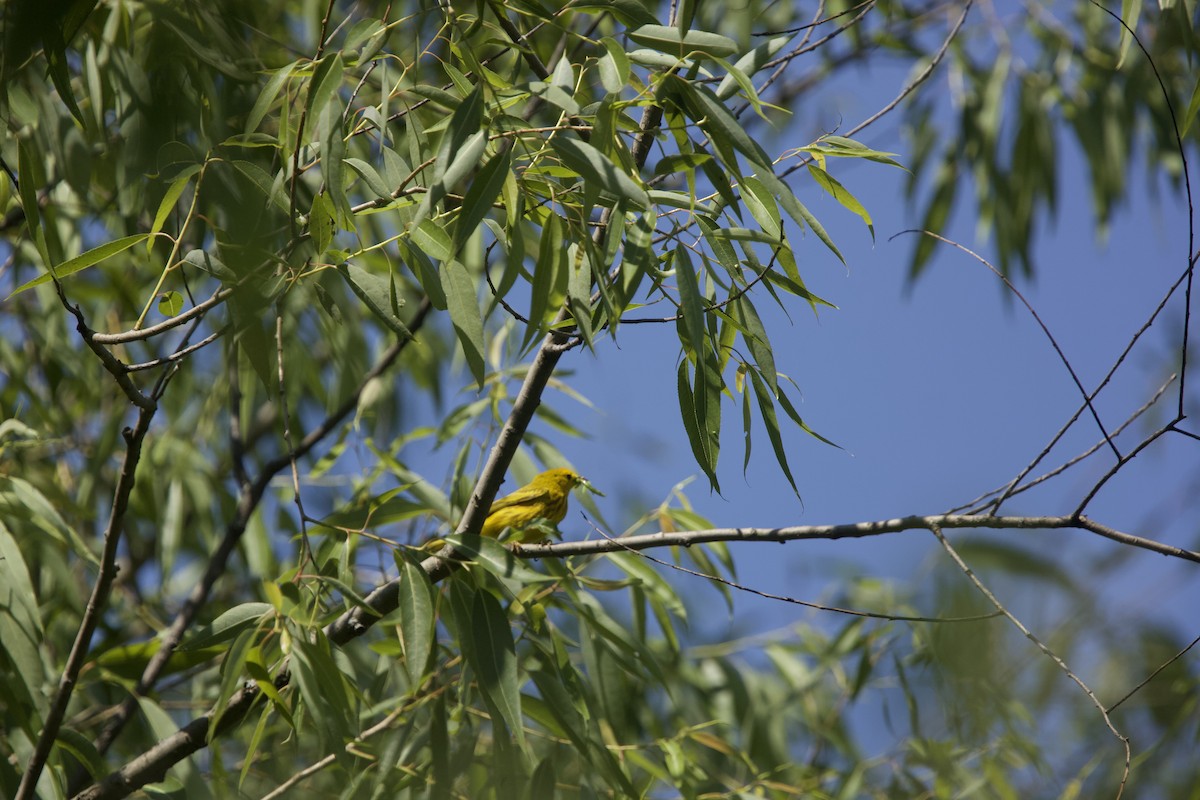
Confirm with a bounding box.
[481,468,599,543]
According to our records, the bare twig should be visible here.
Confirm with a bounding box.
[898,230,1120,462]
[17,408,157,800]
[927,522,1131,799]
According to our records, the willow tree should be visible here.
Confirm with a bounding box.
[2,2,1197,799]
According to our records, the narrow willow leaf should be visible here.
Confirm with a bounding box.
[452,147,511,258]
[309,193,336,254]
[757,169,845,264]
[733,296,776,394]
[806,136,905,168]
[677,361,712,490]
[739,175,782,240]
[526,213,564,349]
[551,137,648,209]
[748,368,799,497]
[8,235,149,297]
[741,379,753,472]
[715,36,791,100]
[148,166,202,251]
[304,52,344,127]
[397,240,446,309]
[808,165,874,240]
[345,157,392,200]
[410,219,452,262]
[290,631,356,751]
[0,522,46,709]
[245,62,298,135]
[468,590,526,748]
[397,554,436,685]
[231,159,290,213]
[337,262,411,339]
[695,350,722,489]
[627,24,738,59]
[599,37,630,94]
[670,77,772,169]
[440,260,486,386]
[673,246,707,360]
[179,603,273,651]
[566,245,594,347]
[1183,75,1200,136]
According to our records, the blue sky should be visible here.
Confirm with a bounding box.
[529,54,1198,650]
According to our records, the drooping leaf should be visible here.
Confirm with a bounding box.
[441,259,486,386]
[467,589,526,749]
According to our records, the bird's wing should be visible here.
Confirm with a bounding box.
[487,483,553,513]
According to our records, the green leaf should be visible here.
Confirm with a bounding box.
[337,262,412,339]
[678,359,720,492]
[1182,75,1200,136]
[598,37,630,95]
[452,147,511,259]
[527,213,565,347]
[440,260,486,387]
[408,219,452,263]
[807,136,905,169]
[309,192,336,254]
[304,52,344,127]
[230,159,290,213]
[0,521,46,716]
[748,368,799,497]
[550,137,648,210]
[345,157,392,200]
[396,553,436,685]
[179,603,273,651]
[440,535,556,584]
[757,169,845,264]
[669,77,772,170]
[715,36,791,100]
[148,165,202,251]
[156,291,183,317]
[739,175,782,240]
[468,590,526,748]
[245,63,298,135]
[628,25,738,60]
[673,246,707,361]
[7,234,150,297]
[733,296,776,394]
[415,85,485,228]
[808,165,874,241]
[290,628,356,752]
[182,249,237,282]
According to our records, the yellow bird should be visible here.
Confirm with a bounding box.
[481,467,599,543]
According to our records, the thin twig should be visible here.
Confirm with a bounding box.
[927,522,1130,799]
[593,525,1001,623]
[16,408,156,800]
[899,230,1120,461]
